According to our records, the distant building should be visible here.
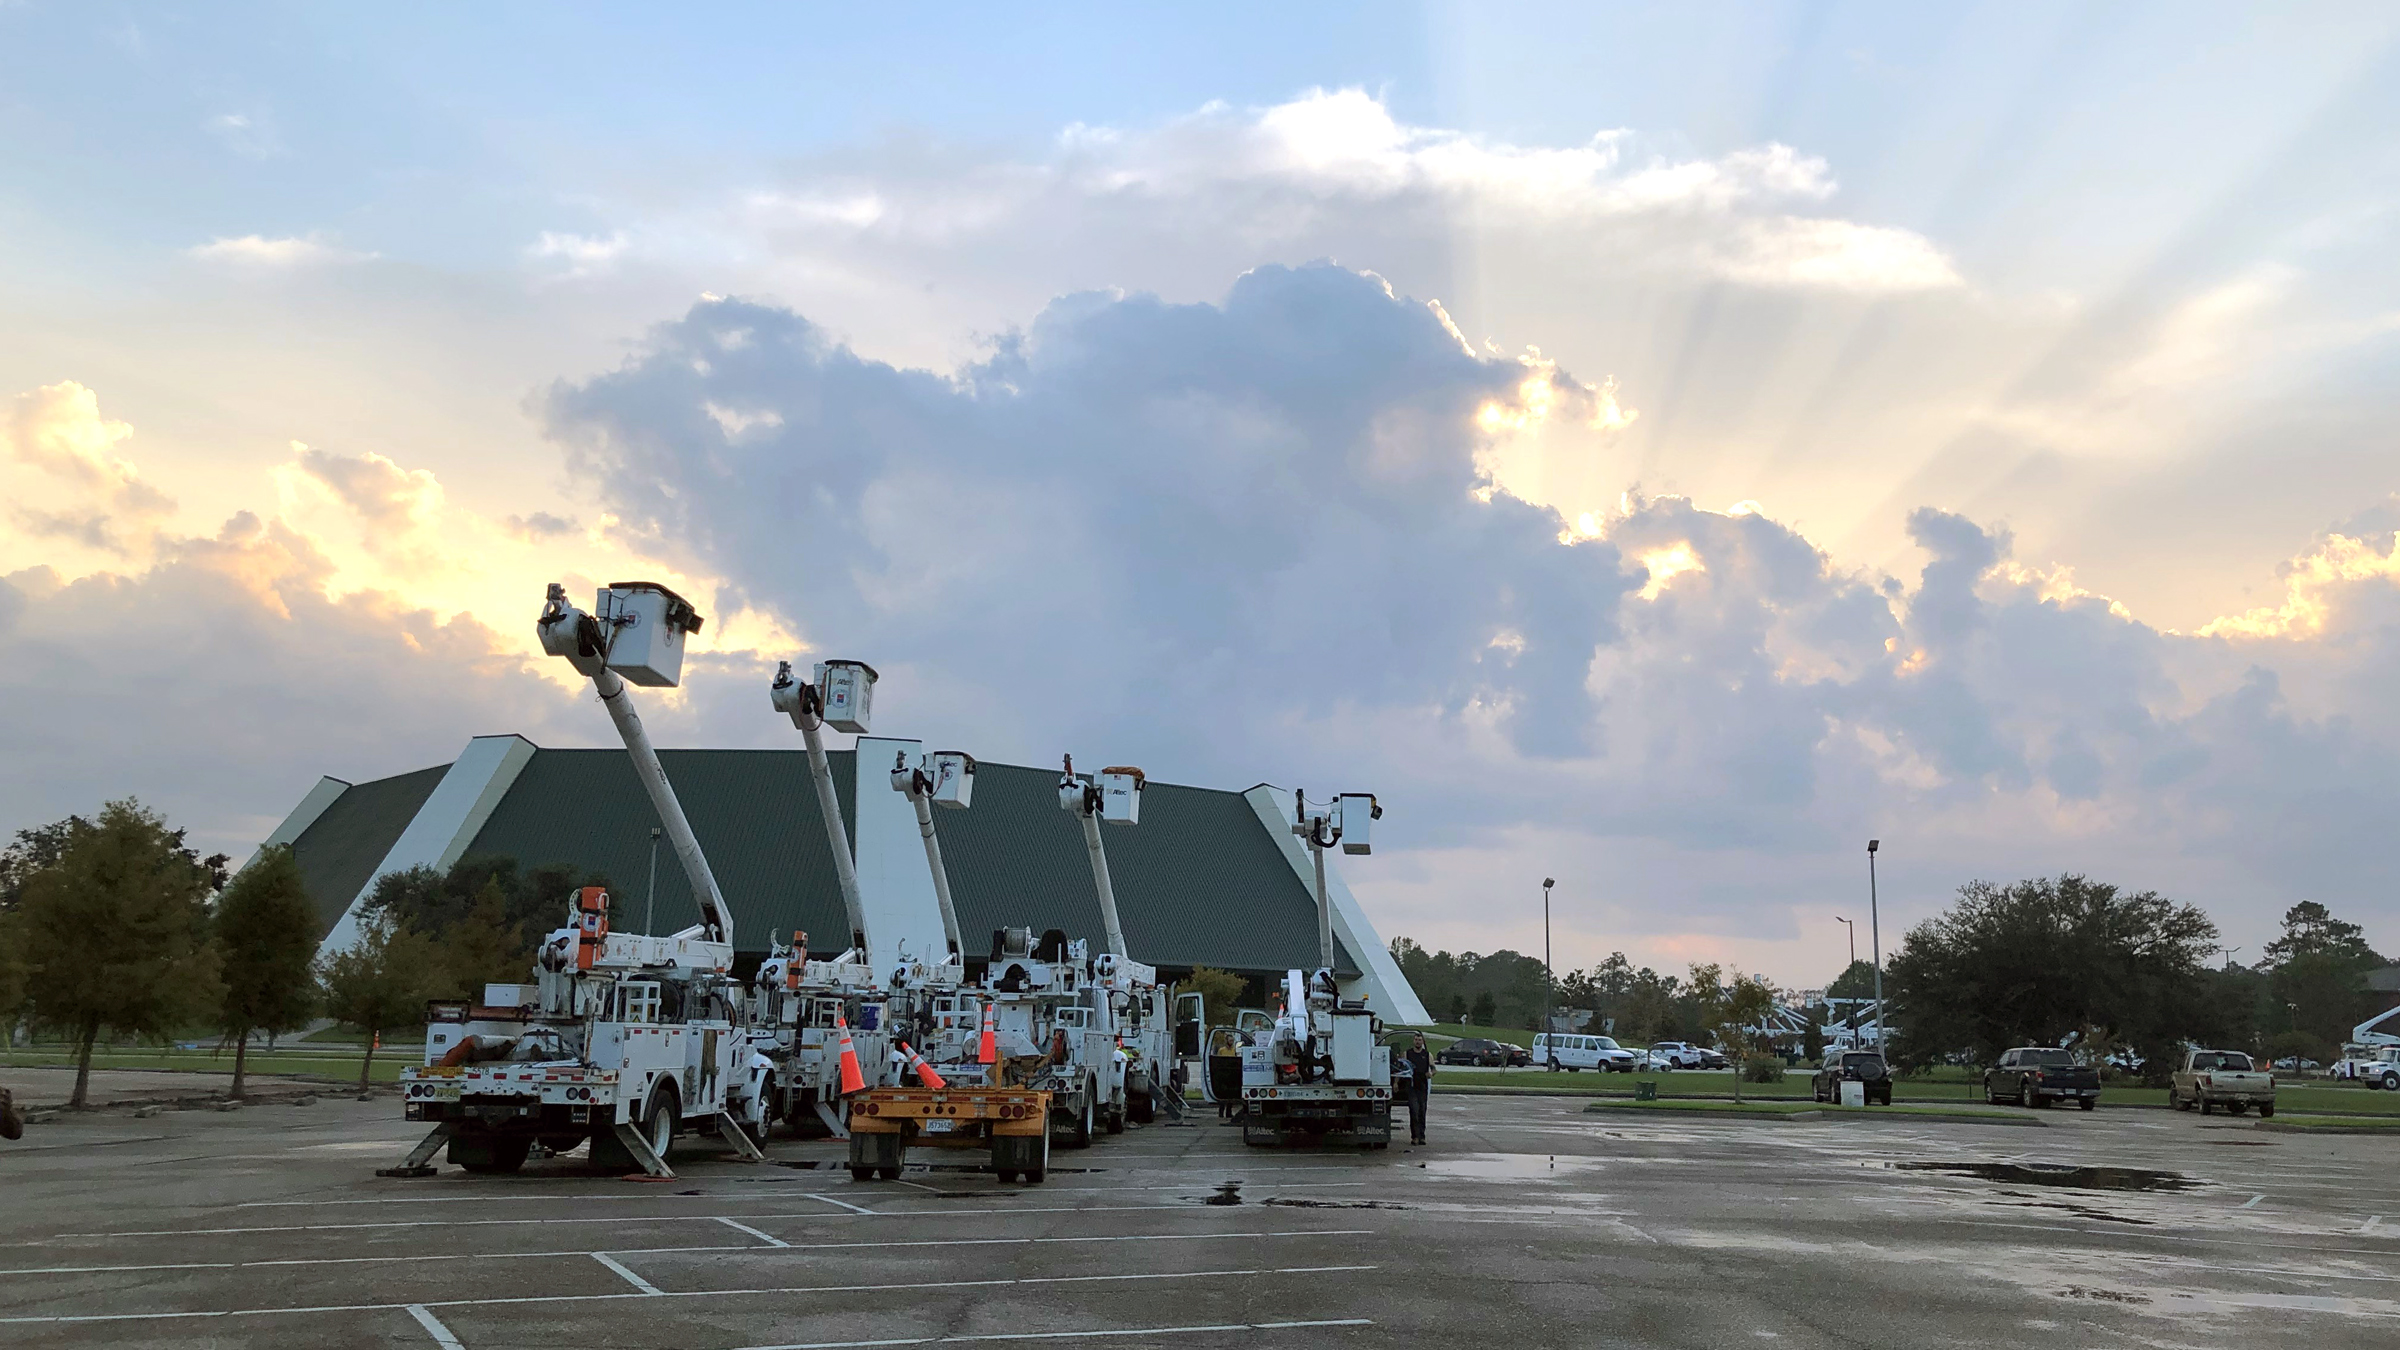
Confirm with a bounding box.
[263,734,1428,1022]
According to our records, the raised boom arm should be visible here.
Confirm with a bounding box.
[770,660,873,959]
[537,582,732,948]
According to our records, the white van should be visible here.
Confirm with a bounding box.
[1534,1033,1638,1073]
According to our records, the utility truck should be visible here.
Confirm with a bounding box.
[1241,789,1393,1148]
[846,753,1179,1182]
[2333,1006,2400,1088]
[387,583,769,1179]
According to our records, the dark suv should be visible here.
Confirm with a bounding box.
[1436,1037,1509,1067]
[1813,1050,1893,1105]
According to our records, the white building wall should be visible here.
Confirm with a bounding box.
[315,735,538,958]
[850,736,956,977]
[1243,786,1431,1024]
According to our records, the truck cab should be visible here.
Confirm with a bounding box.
[2171,1048,2275,1117]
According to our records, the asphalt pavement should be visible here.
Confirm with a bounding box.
[1,1086,2395,1347]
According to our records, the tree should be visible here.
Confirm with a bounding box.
[320,916,442,1088]
[2259,901,2386,1061]
[2262,902,2381,967]
[433,878,536,1002]
[212,846,322,1098]
[1689,963,1778,1102]
[1182,965,1248,1028]
[15,800,225,1107]
[2,815,89,912]
[1885,875,2220,1080]
[1470,990,1496,1026]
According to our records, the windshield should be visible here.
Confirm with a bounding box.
[2024,1049,2077,1068]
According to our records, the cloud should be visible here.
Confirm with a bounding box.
[504,511,581,541]
[530,230,631,277]
[0,517,582,860]
[542,264,2400,969]
[205,111,283,159]
[2,382,176,564]
[187,233,373,267]
[294,445,445,534]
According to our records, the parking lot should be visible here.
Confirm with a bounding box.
[3,1091,2396,1348]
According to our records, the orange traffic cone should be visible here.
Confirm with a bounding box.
[898,1041,947,1090]
[978,1002,998,1065]
[834,1011,867,1095]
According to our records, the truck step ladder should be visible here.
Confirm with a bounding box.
[716,1114,767,1161]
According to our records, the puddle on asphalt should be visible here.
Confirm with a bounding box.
[769,1160,1102,1175]
[1419,1153,1603,1180]
[1890,1161,2200,1193]
[1206,1181,1243,1206]
[1263,1197,1406,1210]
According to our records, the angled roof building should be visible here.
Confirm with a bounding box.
[268,733,1427,1023]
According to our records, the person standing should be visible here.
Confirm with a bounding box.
[1405,1033,1434,1145]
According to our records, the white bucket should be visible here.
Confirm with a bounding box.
[1839,1080,1866,1108]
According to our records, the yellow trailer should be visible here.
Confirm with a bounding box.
[846,1087,1053,1183]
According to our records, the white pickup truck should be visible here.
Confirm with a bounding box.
[2169,1048,2275,1118]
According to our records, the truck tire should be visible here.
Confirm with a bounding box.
[452,1133,532,1174]
[2021,1078,2042,1108]
[643,1086,680,1163]
[1128,1087,1156,1124]
[2257,1103,2275,1118]
[2200,1098,2215,1115]
[1105,1093,1127,1136]
[2382,1070,2400,1092]
[2078,1096,2095,1111]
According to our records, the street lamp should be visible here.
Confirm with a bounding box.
[644,825,662,936]
[1866,840,1883,1050]
[1835,915,1855,970]
[1542,878,1556,1058]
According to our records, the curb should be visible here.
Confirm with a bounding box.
[1582,1102,1824,1122]
[2253,1120,2400,1135]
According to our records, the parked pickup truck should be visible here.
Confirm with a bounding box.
[2170,1048,2275,1117]
[1982,1046,2100,1110]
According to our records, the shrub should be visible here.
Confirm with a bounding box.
[1741,1053,1785,1083]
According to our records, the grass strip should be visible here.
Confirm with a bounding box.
[2254,1116,2400,1134]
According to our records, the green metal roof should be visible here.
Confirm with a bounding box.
[933,760,1358,976]
[311,745,1356,976]
[289,764,448,934]
[463,748,859,947]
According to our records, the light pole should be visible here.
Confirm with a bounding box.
[644,825,662,936]
[2222,946,2241,972]
[1866,840,1883,1050]
[1835,915,1855,970]
[1542,878,1556,1060]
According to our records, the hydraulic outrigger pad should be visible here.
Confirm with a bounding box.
[377,1122,454,1178]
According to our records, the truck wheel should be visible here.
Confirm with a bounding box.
[1127,1088,1155,1124]
[849,1166,874,1182]
[453,1134,532,1174]
[995,1169,1019,1182]
[1057,1086,1094,1149]
[2200,1098,2214,1115]
[2078,1097,2095,1111]
[2383,1071,2400,1092]
[642,1087,680,1162]
[2257,1103,2275,1118]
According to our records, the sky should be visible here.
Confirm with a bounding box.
[5,2,2399,988]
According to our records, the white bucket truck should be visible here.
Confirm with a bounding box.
[386,583,770,1179]
[1242,789,1393,1147]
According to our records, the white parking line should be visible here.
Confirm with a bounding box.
[0,1262,1381,1326]
[800,1192,879,1216]
[739,1318,1375,1349]
[2241,1193,2267,1209]
[0,1229,1371,1277]
[2368,1217,2386,1234]
[406,1303,466,1348]
[592,1252,663,1294]
[226,1164,1374,1209]
[719,1217,790,1246]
